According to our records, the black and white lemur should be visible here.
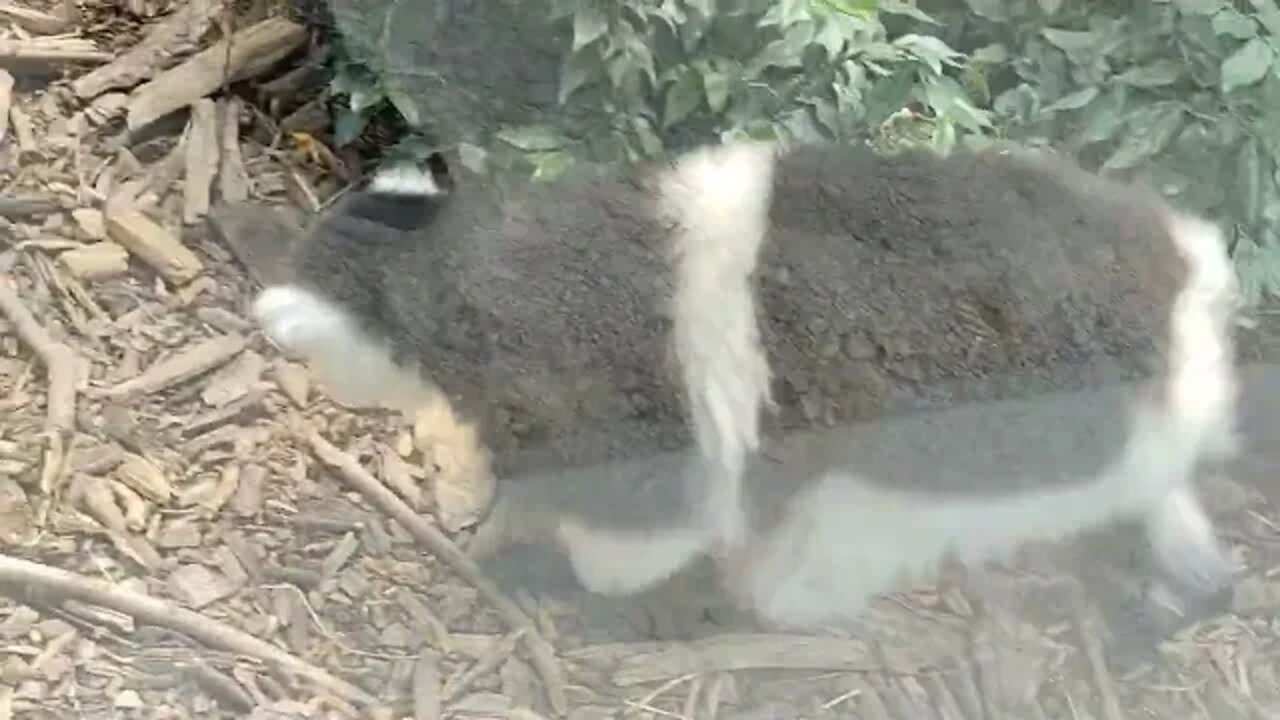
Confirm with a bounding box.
[253,139,1242,629]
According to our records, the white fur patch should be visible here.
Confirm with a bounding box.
[726,209,1243,629]
[370,164,443,197]
[253,284,436,411]
[556,518,711,596]
[1144,212,1240,591]
[659,142,778,549]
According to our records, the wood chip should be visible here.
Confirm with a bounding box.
[168,563,236,609]
[104,206,203,284]
[413,652,443,720]
[182,98,218,224]
[200,348,264,407]
[70,208,106,240]
[228,464,265,519]
[271,359,310,407]
[217,96,250,203]
[103,333,245,398]
[0,2,68,34]
[72,0,226,99]
[0,69,11,145]
[573,635,952,687]
[58,242,129,281]
[68,473,127,533]
[113,452,171,504]
[126,17,307,131]
[0,37,108,66]
[8,103,34,155]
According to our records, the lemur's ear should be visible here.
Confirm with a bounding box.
[426,151,455,194]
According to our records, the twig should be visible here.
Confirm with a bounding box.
[0,553,375,706]
[0,274,76,496]
[71,0,226,99]
[126,16,306,131]
[0,1,69,34]
[304,429,569,716]
[0,37,109,64]
[1068,583,1127,720]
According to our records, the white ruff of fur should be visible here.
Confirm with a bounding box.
[253,284,436,412]
[730,211,1242,630]
[369,164,443,197]
[555,143,779,597]
[556,518,711,596]
[658,142,777,552]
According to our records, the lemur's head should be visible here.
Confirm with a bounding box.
[341,151,454,231]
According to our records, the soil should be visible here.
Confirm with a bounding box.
[2,3,1280,719]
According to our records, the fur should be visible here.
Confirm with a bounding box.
[253,143,1241,624]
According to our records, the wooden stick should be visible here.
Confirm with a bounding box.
[0,1,69,34]
[71,0,226,99]
[0,553,375,706]
[0,274,77,495]
[305,429,570,716]
[126,16,306,131]
[0,38,109,64]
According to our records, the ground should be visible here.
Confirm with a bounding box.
[2,3,1280,719]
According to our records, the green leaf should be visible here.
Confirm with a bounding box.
[385,89,421,128]
[663,68,703,127]
[530,151,573,182]
[1102,103,1185,171]
[812,18,849,59]
[962,0,1008,21]
[921,74,992,132]
[1212,8,1259,39]
[1174,0,1227,15]
[333,110,368,146]
[1249,0,1280,37]
[497,125,571,152]
[1221,38,1275,91]
[702,67,731,113]
[818,0,879,19]
[1114,60,1184,88]
[1077,85,1128,144]
[632,116,664,157]
[759,0,811,29]
[347,83,384,114]
[893,33,963,76]
[971,43,1009,65]
[1040,28,1098,54]
[572,4,609,52]
[1235,137,1264,225]
[561,53,596,105]
[1039,85,1099,114]
[1037,0,1063,15]
[878,0,939,24]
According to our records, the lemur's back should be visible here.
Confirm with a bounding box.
[759,145,1185,431]
[283,143,1189,480]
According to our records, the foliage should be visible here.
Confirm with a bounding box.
[322,0,1280,303]
[928,0,1280,303]
[470,0,992,179]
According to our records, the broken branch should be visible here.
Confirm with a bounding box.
[0,553,375,706]
[305,429,569,716]
[0,37,109,66]
[0,274,77,495]
[71,0,226,99]
[127,16,306,131]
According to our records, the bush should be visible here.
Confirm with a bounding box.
[321,0,1280,304]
